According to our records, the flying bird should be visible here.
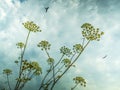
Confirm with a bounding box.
[45,7,49,12]
[102,55,107,59]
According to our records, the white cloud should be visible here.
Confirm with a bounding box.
[0,0,120,90]
[0,8,6,20]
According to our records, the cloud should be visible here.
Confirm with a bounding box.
[0,0,120,90]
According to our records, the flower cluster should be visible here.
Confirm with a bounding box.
[14,60,19,64]
[81,23,104,41]
[16,42,24,49]
[47,58,54,65]
[22,21,41,32]
[16,60,42,83]
[60,46,72,57]
[37,40,51,50]
[16,77,31,83]
[22,60,42,75]
[62,58,71,67]
[73,76,86,87]
[3,69,12,75]
[73,44,83,53]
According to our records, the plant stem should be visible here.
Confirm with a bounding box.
[82,38,85,46]
[71,53,76,61]
[50,40,90,89]
[38,49,51,90]
[54,54,64,68]
[7,75,11,90]
[38,70,50,90]
[45,49,51,58]
[39,55,64,90]
[71,83,79,90]
[45,49,55,82]
[39,53,65,90]
[46,64,64,85]
[14,31,31,90]
[52,62,55,83]
[46,52,76,87]
[47,54,64,81]
[19,69,33,90]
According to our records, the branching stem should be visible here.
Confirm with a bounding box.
[50,40,90,89]
[7,75,11,90]
[71,83,79,90]
[14,31,31,90]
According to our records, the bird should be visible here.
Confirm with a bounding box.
[102,55,107,59]
[45,7,49,12]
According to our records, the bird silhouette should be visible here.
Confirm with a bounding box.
[45,7,49,12]
[102,55,107,59]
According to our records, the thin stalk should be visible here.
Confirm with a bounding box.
[82,38,85,47]
[54,54,64,68]
[47,52,77,88]
[39,69,50,90]
[52,62,55,83]
[14,48,23,89]
[46,64,64,85]
[38,49,52,90]
[45,49,51,58]
[19,70,35,90]
[45,54,64,89]
[49,55,64,86]
[71,83,79,90]
[42,55,65,87]
[7,75,11,90]
[39,52,71,90]
[50,40,90,89]
[14,31,31,90]
[45,49,55,88]
[71,53,76,61]
[46,54,64,81]
[54,53,76,78]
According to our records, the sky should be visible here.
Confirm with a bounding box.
[0,0,120,90]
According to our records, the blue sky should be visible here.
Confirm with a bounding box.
[0,0,120,90]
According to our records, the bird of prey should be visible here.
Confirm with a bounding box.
[102,55,107,59]
[45,7,49,12]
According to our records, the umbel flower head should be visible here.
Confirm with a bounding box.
[73,44,83,53]
[73,76,86,87]
[22,21,41,32]
[3,69,12,75]
[62,58,71,67]
[60,46,72,57]
[30,61,42,75]
[16,61,42,83]
[47,58,54,65]
[21,60,42,75]
[16,42,24,49]
[37,40,51,50]
[81,23,104,41]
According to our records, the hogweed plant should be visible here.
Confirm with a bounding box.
[71,76,86,90]
[3,69,12,90]
[2,21,104,90]
[14,21,42,90]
